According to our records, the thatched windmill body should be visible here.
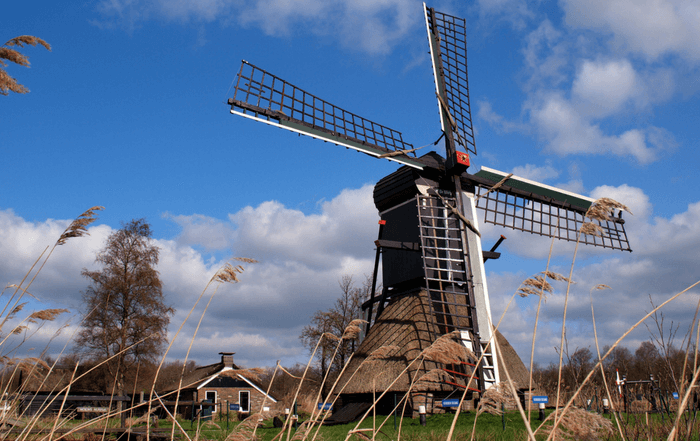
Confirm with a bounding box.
[227,3,631,408]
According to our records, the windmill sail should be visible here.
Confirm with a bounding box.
[228,61,426,169]
[424,3,476,156]
[468,167,632,252]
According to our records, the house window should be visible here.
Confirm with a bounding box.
[239,390,250,412]
[205,391,217,413]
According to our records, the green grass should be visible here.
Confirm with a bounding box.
[149,411,554,441]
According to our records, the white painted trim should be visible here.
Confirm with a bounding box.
[460,191,500,386]
[424,2,446,134]
[204,390,218,413]
[196,366,232,389]
[238,374,278,403]
[239,390,251,413]
[196,368,277,403]
[231,110,423,170]
[479,166,596,203]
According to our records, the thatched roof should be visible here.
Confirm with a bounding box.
[159,359,276,402]
[336,289,530,395]
[494,328,531,391]
[2,361,103,395]
[337,289,469,394]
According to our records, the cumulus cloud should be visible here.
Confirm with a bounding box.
[93,0,421,54]
[561,0,700,62]
[479,15,682,165]
[3,180,700,369]
[528,92,673,164]
[511,163,560,181]
[164,213,236,252]
[482,182,700,366]
[571,59,641,116]
[0,186,377,368]
[477,101,527,134]
[475,0,534,29]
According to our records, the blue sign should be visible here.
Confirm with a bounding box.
[532,396,549,404]
[442,399,460,408]
[317,402,332,410]
[229,403,240,411]
[673,392,679,399]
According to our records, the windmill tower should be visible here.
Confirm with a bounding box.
[227,3,631,411]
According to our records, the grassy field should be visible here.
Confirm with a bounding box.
[144,409,700,440]
[145,410,590,440]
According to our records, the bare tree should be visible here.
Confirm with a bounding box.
[299,275,371,379]
[1,36,50,95]
[76,219,174,399]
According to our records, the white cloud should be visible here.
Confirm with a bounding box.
[94,0,421,54]
[478,17,681,166]
[528,92,672,164]
[0,186,378,368]
[511,163,560,181]
[590,184,652,220]
[481,182,700,366]
[562,0,700,62]
[477,101,527,134]
[3,181,700,369]
[164,213,236,252]
[571,59,640,116]
[522,19,570,91]
[475,0,534,29]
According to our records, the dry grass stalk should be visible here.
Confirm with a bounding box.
[57,206,104,245]
[125,406,159,427]
[1,35,51,95]
[213,257,258,283]
[5,35,51,50]
[11,324,28,334]
[586,197,632,221]
[310,345,401,441]
[543,407,614,441]
[309,324,363,428]
[490,332,537,441]
[341,319,367,340]
[323,332,340,342]
[543,271,572,283]
[580,222,604,237]
[475,173,514,202]
[543,280,700,440]
[525,276,551,292]
[425,181,481,237]
[588,287,626,440]
[366,345,400,363]
[27,308,69,322]
[290,420,316,441]
[477,382,517,416]
[423,331,475,365]
[519,271,573,299]
[347,429,372,440]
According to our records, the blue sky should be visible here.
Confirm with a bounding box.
[2,0,700,373]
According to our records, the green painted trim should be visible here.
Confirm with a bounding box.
[279,119,425,169]
[474,168,593,210]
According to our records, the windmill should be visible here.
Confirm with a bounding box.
[227,3,631,405]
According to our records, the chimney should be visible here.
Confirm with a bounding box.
[220,352,235,368]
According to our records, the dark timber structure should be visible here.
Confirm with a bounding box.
[227,2,631,406]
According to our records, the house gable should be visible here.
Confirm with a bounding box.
[197,370,276,403]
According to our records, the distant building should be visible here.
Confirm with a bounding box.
[160,352,278,416]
